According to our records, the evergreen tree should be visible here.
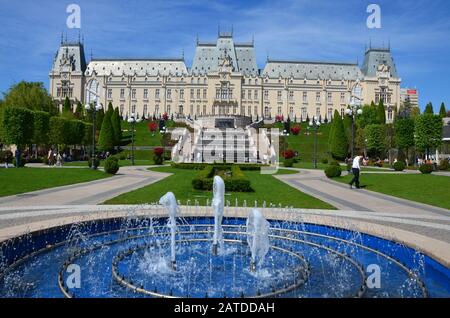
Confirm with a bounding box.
[377,100,386,124]
[328,110,337,153]
[96,108,105,132]
[342,112,353,153]
[111,107,122,146]
[330,110,348,160]
[98,107,115,152]
[365,124,387,158]
[74,101,84,119]
[63,96,72,114]
[424,102,434,114]
[439,102,447,118]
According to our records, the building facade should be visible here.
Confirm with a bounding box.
[400,88,419,109]
[49,32,401,122]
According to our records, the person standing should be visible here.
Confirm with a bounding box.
[349,154,362,189]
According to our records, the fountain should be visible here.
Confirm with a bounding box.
[159,192,180,270]
[211,176,225,255]
[246,209,270,271]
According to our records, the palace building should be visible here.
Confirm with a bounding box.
[49,31,401,122]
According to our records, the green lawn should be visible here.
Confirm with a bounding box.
[122,120,162,147]
[104,166,335,209]
[0,168,111,197]
[334,173,450,209]
[65,159,156,167]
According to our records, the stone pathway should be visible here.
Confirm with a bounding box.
[0,166,169,206]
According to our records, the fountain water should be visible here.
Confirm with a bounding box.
[211,176,225,255]
[159,192,180,269]
[246,209,270,271]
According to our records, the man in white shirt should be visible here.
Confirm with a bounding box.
[349,155,362,189]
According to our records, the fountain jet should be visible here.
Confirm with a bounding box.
[246,209,270,272]
[212,176,225,255]
[159,192,180,270]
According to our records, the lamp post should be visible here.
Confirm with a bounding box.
[345,103,363,159]
[85,100,103,170]
[309,116,321,169]
[127,114,141,166]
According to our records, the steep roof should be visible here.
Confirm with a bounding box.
[262,60,362,80]
[51,42,86,73]
[361,48,398,78]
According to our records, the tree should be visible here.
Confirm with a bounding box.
[357,104,379,128]
[66,120,85,146]
[49,116,70,146]
[365,124,386,158]
[83,122,93,146]
[74,101,84,119]
[424,102,434,114]
[96,108,105,132]
[98,107,115,151]
[330,110,348,160]
[394,117,415,162]
[63,96,72,114]
[1,107,34,148]
[415,114,443,158]
[111,107,122,146]
[33,111,50,146]
[439,103,447,118]
[377,100,386,124]
[1,81,57,115]
[342,113,353,153]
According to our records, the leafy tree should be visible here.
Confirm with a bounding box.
[439,103,447,118]
[63,96,72,114]
[356,104,379,128]
[394,117,415,162]
[365,124,386,158]
[111,107,122,146]
[66,120,85,146]
[83,123,93,146]
[377,100,386,124]
[1,81,57,115]
[49,116,70,146]
[98,107,115,151]
[355,126,366,156]
[74,101,84,119]
[415,114,443,158]
[424,102,434,114]
[33,111,50,146]
[330,110,348,160]
[1,107,34,148]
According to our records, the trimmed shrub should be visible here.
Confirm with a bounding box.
[171,162,264,171]
[321,158,329,165]
[324,164,342,178]
[284,159,294,167]
[419,164,433,174]
[88,157,101,169]
[439,159,449,171]
[282,149,296,160]
[393,161,406,171]
[153,147,164,165]
[104,157,119,174]
[192,165,252,192]
[291,126,301,135]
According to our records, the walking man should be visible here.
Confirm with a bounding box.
[349,154,362,189]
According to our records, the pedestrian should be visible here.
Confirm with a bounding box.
[349,154,363,189]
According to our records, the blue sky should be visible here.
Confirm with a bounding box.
[0,0,449,111]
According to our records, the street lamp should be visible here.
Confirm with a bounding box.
[127,114,141,166]
[85,100,103,169]
[346,103,363,159]
[309,116,321,169]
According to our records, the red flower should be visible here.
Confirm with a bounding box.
[162,112,169,121]
[275,115,284,122]
[291,126,301,135]
[148,121,158,132]
[282,149,296,159]
[153,147,164,156]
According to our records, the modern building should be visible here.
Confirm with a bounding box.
[400,88,419,109]
[49,31,401,123]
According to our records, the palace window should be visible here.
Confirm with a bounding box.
[278,107,282,115]
[143,105,148,117]
[388,108,393,121]
[254,106,258,116]
[57,87,61,97]
[327,92,332,103]
[155,89,160,99]
[289,91,294,101]
[277,91,282,101]
[303,92,307,103]
[131,105,136,114]
[143,89,148,100]
[229,89,233,99]
[155,105,159,115]
[316,92,321,103]
[203,89,207,99]
[180,89,184,100]
[242,90,245,99]
[316,107,321,118]
[167,105,171,115]
[108,89,112,99]
[254,90,258,100]
[248,90,251,100]
[120,104,124,115]
[340,108,345,118]
[197,89,200,99]
[301,107,307,119]
[289,107,294,117]
[341,92,345,103]
[248,106,252,116]
[197,105,200,114]
[203,105,206,114]
[167,89,172,100]
[328,108,333,120]
[216,89,220,99]
[120,89,125,99]
[132,89,136,99]
[264,90,268,100]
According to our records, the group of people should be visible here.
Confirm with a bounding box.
[47,149,65,166]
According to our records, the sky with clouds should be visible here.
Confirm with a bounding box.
[0,0,449,111]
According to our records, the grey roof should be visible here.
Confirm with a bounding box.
[85,58,188,77]
[191,35,258,76]
[51,42,86,73]
[361,48,398,78]
[262,60,362,80]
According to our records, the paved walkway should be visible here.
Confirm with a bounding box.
[275,169,450,217]
[0,166,169,206]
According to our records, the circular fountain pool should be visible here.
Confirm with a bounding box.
[0,216,449,298]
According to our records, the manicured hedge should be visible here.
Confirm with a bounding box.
[324,164,342,178]
[172,162,264,171]
[419,164,433,174]
[104,156,120,174]
[191,164,253,192]
[393,161,406,171]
